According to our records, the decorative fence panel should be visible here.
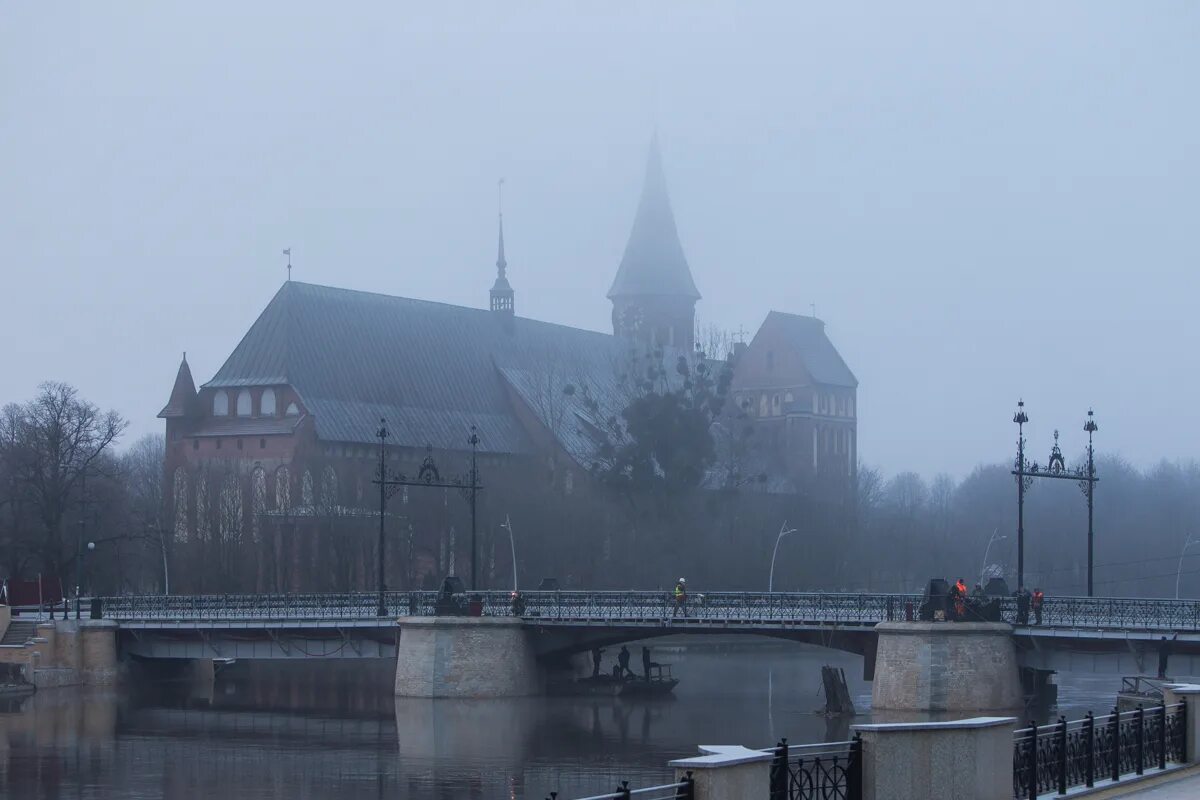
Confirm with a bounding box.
[769,737,862,800]
[1013,703,1186,799]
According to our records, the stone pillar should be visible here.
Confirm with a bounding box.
[1163,684,1200,763]
[853,717,1016,800]
[394,617,539,698]
[872,622,1021,713]
[79,620,117,685]
[669,746,771,800]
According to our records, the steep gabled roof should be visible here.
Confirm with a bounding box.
[158,354,197,418]
[607,137,701,300]
[762,311,858,388]
[203,282,632,455]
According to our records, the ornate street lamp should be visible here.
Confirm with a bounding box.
[1011,402,1100,596]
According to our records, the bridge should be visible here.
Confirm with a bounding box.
[92,590,1200,681]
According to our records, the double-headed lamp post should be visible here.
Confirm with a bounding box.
[768,521,799,592]
[1176,533,1200,600]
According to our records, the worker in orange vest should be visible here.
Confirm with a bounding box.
[952,578,968,621]
[1031,588,1045,626]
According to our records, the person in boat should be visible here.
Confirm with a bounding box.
[591,647,604,678]
[642,646,652,681]
[618,645,634,679]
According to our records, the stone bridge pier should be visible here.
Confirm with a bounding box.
[871,622,1022,713]
[393,617,541,697]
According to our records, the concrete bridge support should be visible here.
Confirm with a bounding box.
[394,617,540,698]
[872,622,1021,713]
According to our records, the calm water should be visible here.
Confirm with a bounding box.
[0,640,1144,800]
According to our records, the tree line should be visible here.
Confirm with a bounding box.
[1,380,1197,599]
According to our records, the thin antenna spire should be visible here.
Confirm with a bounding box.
[496,179,506,275]
[283,248,292,282]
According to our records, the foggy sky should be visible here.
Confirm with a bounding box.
[2,2,1197,479]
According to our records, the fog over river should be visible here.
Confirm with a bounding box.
[0,640,1168,799]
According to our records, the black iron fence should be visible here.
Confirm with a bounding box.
[545,774,694,800]
[93,590,1200,632]
[1012,703,1186,799]
[769,737,861,800]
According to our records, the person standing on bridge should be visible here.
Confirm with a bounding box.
[1159,634,1179,679]
[1015,587,1031,625]
[673,578,688,618]
[1031,588,1045,626]
[951,578,968,621]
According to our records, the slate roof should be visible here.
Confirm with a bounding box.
[203,282,637,456]
[607,137,701,300]
[158,355,197,418]
[763,312,858,388]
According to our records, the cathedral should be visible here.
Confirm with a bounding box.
[158,140,857,589]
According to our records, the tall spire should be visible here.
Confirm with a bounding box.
[490,178,514,316]
[608,136,700,351]
[158,352,198,418]
[607,135,700,301]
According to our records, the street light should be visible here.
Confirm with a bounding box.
[768,521,799,592]
[500,515,518,592]
[980,528,1006,587]
[1176,533,1199,600]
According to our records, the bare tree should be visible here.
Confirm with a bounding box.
[122,433,169,592]
[0,382,126,582]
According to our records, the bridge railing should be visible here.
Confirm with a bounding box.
[94,590,1200,631]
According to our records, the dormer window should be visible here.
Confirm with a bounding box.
[261,388,277,416]
[285,402,300,417]
[236,390,252,417]
[213,391,229,416]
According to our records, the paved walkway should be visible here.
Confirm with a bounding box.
[1082,766,1200,798]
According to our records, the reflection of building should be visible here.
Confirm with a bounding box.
[159,139,856,589]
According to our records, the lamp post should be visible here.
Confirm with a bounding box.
[1176,534,1199,600]
[1013,401,1029,593]
[1084,410,1099,597]
[500,515,518,592]
[980,529,1007,587]
[768,521,799,592]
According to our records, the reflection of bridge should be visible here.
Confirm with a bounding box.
[98,591,1200,678]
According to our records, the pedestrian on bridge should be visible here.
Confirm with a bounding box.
[1031,588,1044,626]
[1015,587,1031,625]
[672,578,688,618]
[1159,634,1179,679]
[951,578,968,621]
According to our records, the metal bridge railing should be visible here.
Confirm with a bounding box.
[93,590,1200,632]
[1012,703,1187,799]
[546,774,694,800]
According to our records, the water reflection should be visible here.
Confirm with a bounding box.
[0,641,1148,799]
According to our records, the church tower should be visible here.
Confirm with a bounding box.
[608,137,700,351]
[489,204,514,316]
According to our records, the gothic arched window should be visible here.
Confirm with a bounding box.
[322,466,339,510]
[173,468,188,543]
[251,465,267,543]
[302,470,314,509]
[260,388,276,416]
[285,402,300,417]
[275,466,291,513]
[213,391,229,417]
[195,472,210,541]
[236,389,252,417]
[219,473,242,543]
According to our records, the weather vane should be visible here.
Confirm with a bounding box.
[283,248,292,281]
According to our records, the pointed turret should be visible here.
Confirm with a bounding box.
[609,137,700,350]
[490,196,515,316]
[158,353,198,418]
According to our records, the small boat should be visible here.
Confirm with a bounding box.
[561,664,679,698]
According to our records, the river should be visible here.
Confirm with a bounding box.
[0,639,1153,799]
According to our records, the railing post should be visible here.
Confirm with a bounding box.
[1084,711,1095,788]
[1136,705,1146,775]
[1057,715,1068,795]
[1028,720,1038,800]
[1159,702,1168,770]
[847,733,863,800]
[676,771,694,800]
[769,739,788,800]
[1110,707,1120,782]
